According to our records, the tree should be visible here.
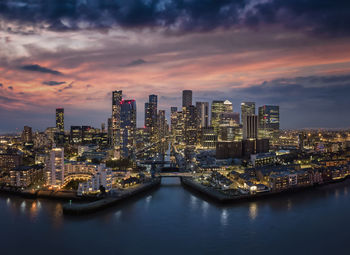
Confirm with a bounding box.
[99,185,106,195]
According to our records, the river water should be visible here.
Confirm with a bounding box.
[1,177,349,255]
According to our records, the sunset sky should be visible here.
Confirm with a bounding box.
[1,0,350,132]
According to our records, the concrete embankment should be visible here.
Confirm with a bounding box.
[180,177,344,203]
[63,178,161,215]
[181,177,233,202]
[0,187,97,201]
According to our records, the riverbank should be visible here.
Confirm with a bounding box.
[0,186,100,201]
[62,178,161,215]
[181,176,350,203]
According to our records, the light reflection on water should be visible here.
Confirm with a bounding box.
[220,209,229,226]
[201,200,209,218]
[249,202,258,221]
[190,194,198,211]
[1,178,350,254]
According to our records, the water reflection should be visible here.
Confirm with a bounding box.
[114,210,122,220]
[249,203,258,221]
[52,203,63,229]
[287,199,292,211]
[190,195,198,211]
[20,201,26,213]
[201,200,209,218]
[29,201,40,221]
[220,209,229,226]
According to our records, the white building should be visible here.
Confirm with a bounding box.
[65,162,99,175]
[47,147,64,187]
[77,164,113,196]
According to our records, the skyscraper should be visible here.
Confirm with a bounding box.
[145,95,158,142]
[211,100,226,132]
[223,100,233,112]
[157,110,167,139]
[170,107,178,136]
[182,90,192,108]
[112,90,122,148]
[243,114,258,140]
[258,105,280,130]
[149,94,158,127]
[48,147,64,187]
[121,99,137,157]
[258,105,280,140]
[144,102,150,128]
[184,105,197,145]
[22,126,33,144]
[107,117,113,145]
[241,102,255,122]
[70,126,82,144]
[56,108,64,132]
[196,102,209,128]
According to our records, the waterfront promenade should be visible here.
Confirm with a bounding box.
[63,178,161,215]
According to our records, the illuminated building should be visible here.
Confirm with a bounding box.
[173,111,184,143]
[211,100,233,133]
[258,105,280,139]
[70,126,82,144]
[107,117,113,145]
[220,112,240,126]
[196,102,209,128]
[223,100,233,112]
[157,110,167,139]
[170,107,178,136]
[182,90,192,108]
[56,108,64,132]
[82,126,94,144]
[241,102,255,122]
[121,99,137,157]
[200,127,217,149]
[48,147,64,187]
[77,164,113,195]
[112,90,123,149]
[144,102,150,128]
[0,153,22,172]
[21,126,33,144]
[45,127,57,144]
[219,124,242,142]
[183,105,197,145]
[145,95,158,143]
[243,114,258,140]
[10,166,43,188]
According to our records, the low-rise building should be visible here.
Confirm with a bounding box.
[10,166,43,188]
[77,165,112,196]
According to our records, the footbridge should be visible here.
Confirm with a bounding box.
[155,172,193,178]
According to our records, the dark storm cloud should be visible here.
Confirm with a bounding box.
[1,0,349,36]
[0,83,3,88]
[124,59,147,67]
[20,64,63,75]
[42,81,66,86]
[245,0,350,36]
[7,86,13,90]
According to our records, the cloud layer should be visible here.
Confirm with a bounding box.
[1,0,350,36]
[20,64,63,75]
[1,1,350,132]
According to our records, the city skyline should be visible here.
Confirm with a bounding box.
[1,2,350,254]
[1,1,350,131]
